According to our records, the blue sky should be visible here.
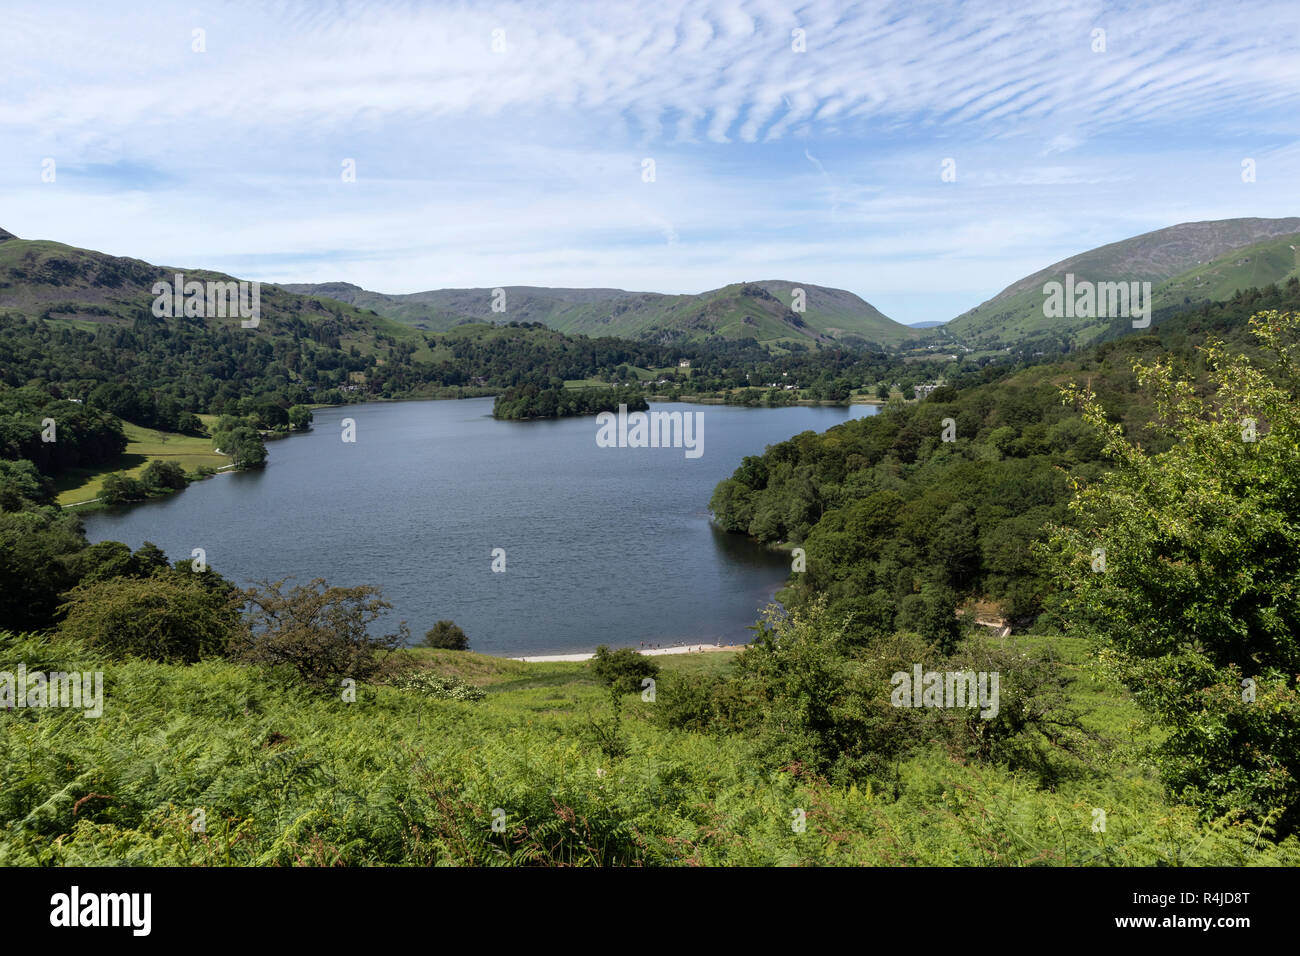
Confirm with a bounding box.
[2,0,1298,323]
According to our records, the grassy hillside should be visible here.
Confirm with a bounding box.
[946,217,1300,349]
[1154,231,1300,309]
[281,279,917,349]
[3,632,1291,866]
[279,283,650,335]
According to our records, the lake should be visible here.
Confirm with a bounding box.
[82,398,878,656]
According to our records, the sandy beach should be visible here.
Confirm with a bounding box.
[511,643,743,663]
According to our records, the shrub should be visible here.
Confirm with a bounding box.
[388,669,485,702]
[57,572,245,663]
[588,645,659,696]
[99,472,145,505]
[653,672,755,735]
[422,620,469,650]
[233,578,409,690]
[730,604,930,781]
[288,405,313,430]
[140,459,187,492]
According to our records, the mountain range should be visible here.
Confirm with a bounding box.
[2,216,1298,356]
[278,280,917,349]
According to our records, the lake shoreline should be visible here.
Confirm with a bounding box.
[511,643,744,662]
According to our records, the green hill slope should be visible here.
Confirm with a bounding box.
[0,234,430,356]
[1154,231,1300,310]
[281,279,916,349]
[946,217,1300,349]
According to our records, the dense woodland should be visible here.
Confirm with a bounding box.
[0,302,951,421]
[492,384,649,419]
[0,386,126,473]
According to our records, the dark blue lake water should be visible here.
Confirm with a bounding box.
[83,398,876,656]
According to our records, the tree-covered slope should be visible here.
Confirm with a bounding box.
[709,280,1300,837]
[714,278,1300,632]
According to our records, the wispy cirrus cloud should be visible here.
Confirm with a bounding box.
[1,0,1297,323]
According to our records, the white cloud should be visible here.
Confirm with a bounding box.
[0,0,1297,320]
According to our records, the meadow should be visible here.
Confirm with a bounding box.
[55,417,230,508]
[3,631,1294,866]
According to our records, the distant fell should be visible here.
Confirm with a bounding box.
[947,217,1300,349]
[0,234,431,359]
[279,279,917,349]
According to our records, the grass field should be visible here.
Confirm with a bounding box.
[410,645,740,715]
[55,417,230,507]
[562,377,617,388]
[563,366,673,388]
